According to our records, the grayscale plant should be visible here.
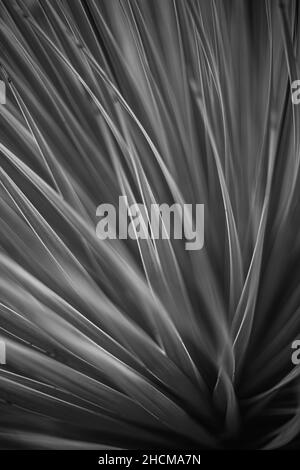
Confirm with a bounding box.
[0,0,300,449]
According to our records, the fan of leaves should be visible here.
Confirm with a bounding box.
[0,0,300,449]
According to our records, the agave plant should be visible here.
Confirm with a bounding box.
[0,0,300,450]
